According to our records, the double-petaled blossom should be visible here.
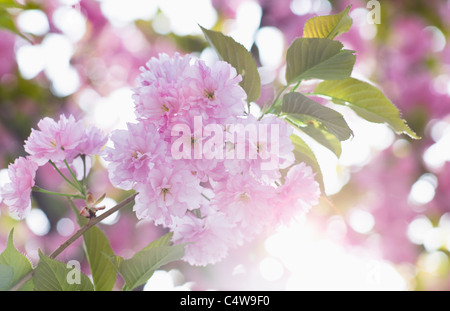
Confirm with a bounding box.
[224,114,295,182]
[211,173,278,244]
[1,157,39,219]
[133,53,193,129]
[170,205,238,266]
[74,125,108,158]
[104,121,167,190]
[24,114,86,166]
[271,163,320,226]
[133,53,247,131]
[3,114,107,218]
[167,111,227,183]
[70,124,108,179]
[133,162,203,226]
[24,114,108,167]
[185,59,247,122]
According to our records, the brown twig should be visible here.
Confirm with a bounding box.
[8,192,138,291]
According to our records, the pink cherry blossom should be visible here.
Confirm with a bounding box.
[104,121,168,190]
[1,157,39,219]
[139,52,193,84]
[133,53,247,132]
[24,114,86,166]
[272,162,320,226]
[185,59,247,122]
[170,205,238,266]
[251,114,295,178]
[67,125,108,179]
[133,53,193,127]
[73,125,108,157]
[167,111,227,183]
[224,114,295,182]
[211,173,278,243]
[133,162,203,226]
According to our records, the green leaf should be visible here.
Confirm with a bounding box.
[0,264,14,291]
[0,0,25,8]
[81,226,117,291]
[200,26,261,103]
[72,203,117,291]
[303,5,353,40]
[142,232,174,251]
[0,229,34,291]
[0,8,19,32]
[0,8,31,42]
[109,243,185,291]
[285,38,355,84]
[313,78,420,139]
[289,134,325,194]
[34,250,94,291]
[288,118,342,157]
[282,92,353,141]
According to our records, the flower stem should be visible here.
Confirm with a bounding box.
[81,155,87,186]
[290,80,302,93]
[32,186,85,200]
[48,160,82,193]
[64,159,85,196]
[201,193,211,201]
[259,84,289,120]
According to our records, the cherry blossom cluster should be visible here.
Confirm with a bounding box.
[106,53,320,265]
[1,53,320,266]
[1,115,107,218]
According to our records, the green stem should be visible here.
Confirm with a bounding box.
[64,159,85,196]
[290,80,302,93]
[32,186,85,200]
[81,155,87,186]
[259,81,309,120]
[274,84,289,105]
[201,193,211,201]
[259,84,289,120]
[48,160,81,193]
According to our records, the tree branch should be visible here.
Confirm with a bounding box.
[8,192,138,291]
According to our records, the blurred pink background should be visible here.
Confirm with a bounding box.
[1,0,449,290]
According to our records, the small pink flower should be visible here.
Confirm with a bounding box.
[1,157,39,219]
[139,52,192,84]
[67,125,108,179]
[167,111,227,183]
[133,79,184,129]
[185,59,246,122]
[272,163,320,226]
[105,121,168,190]
[212,173,277,243]
[133,53,193,127]
[24,114,86,166]
[72,125,108,158]
[133,162,203,226]
[170,205,238,266]
[224,114,294,182]
[133,53,247,132]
